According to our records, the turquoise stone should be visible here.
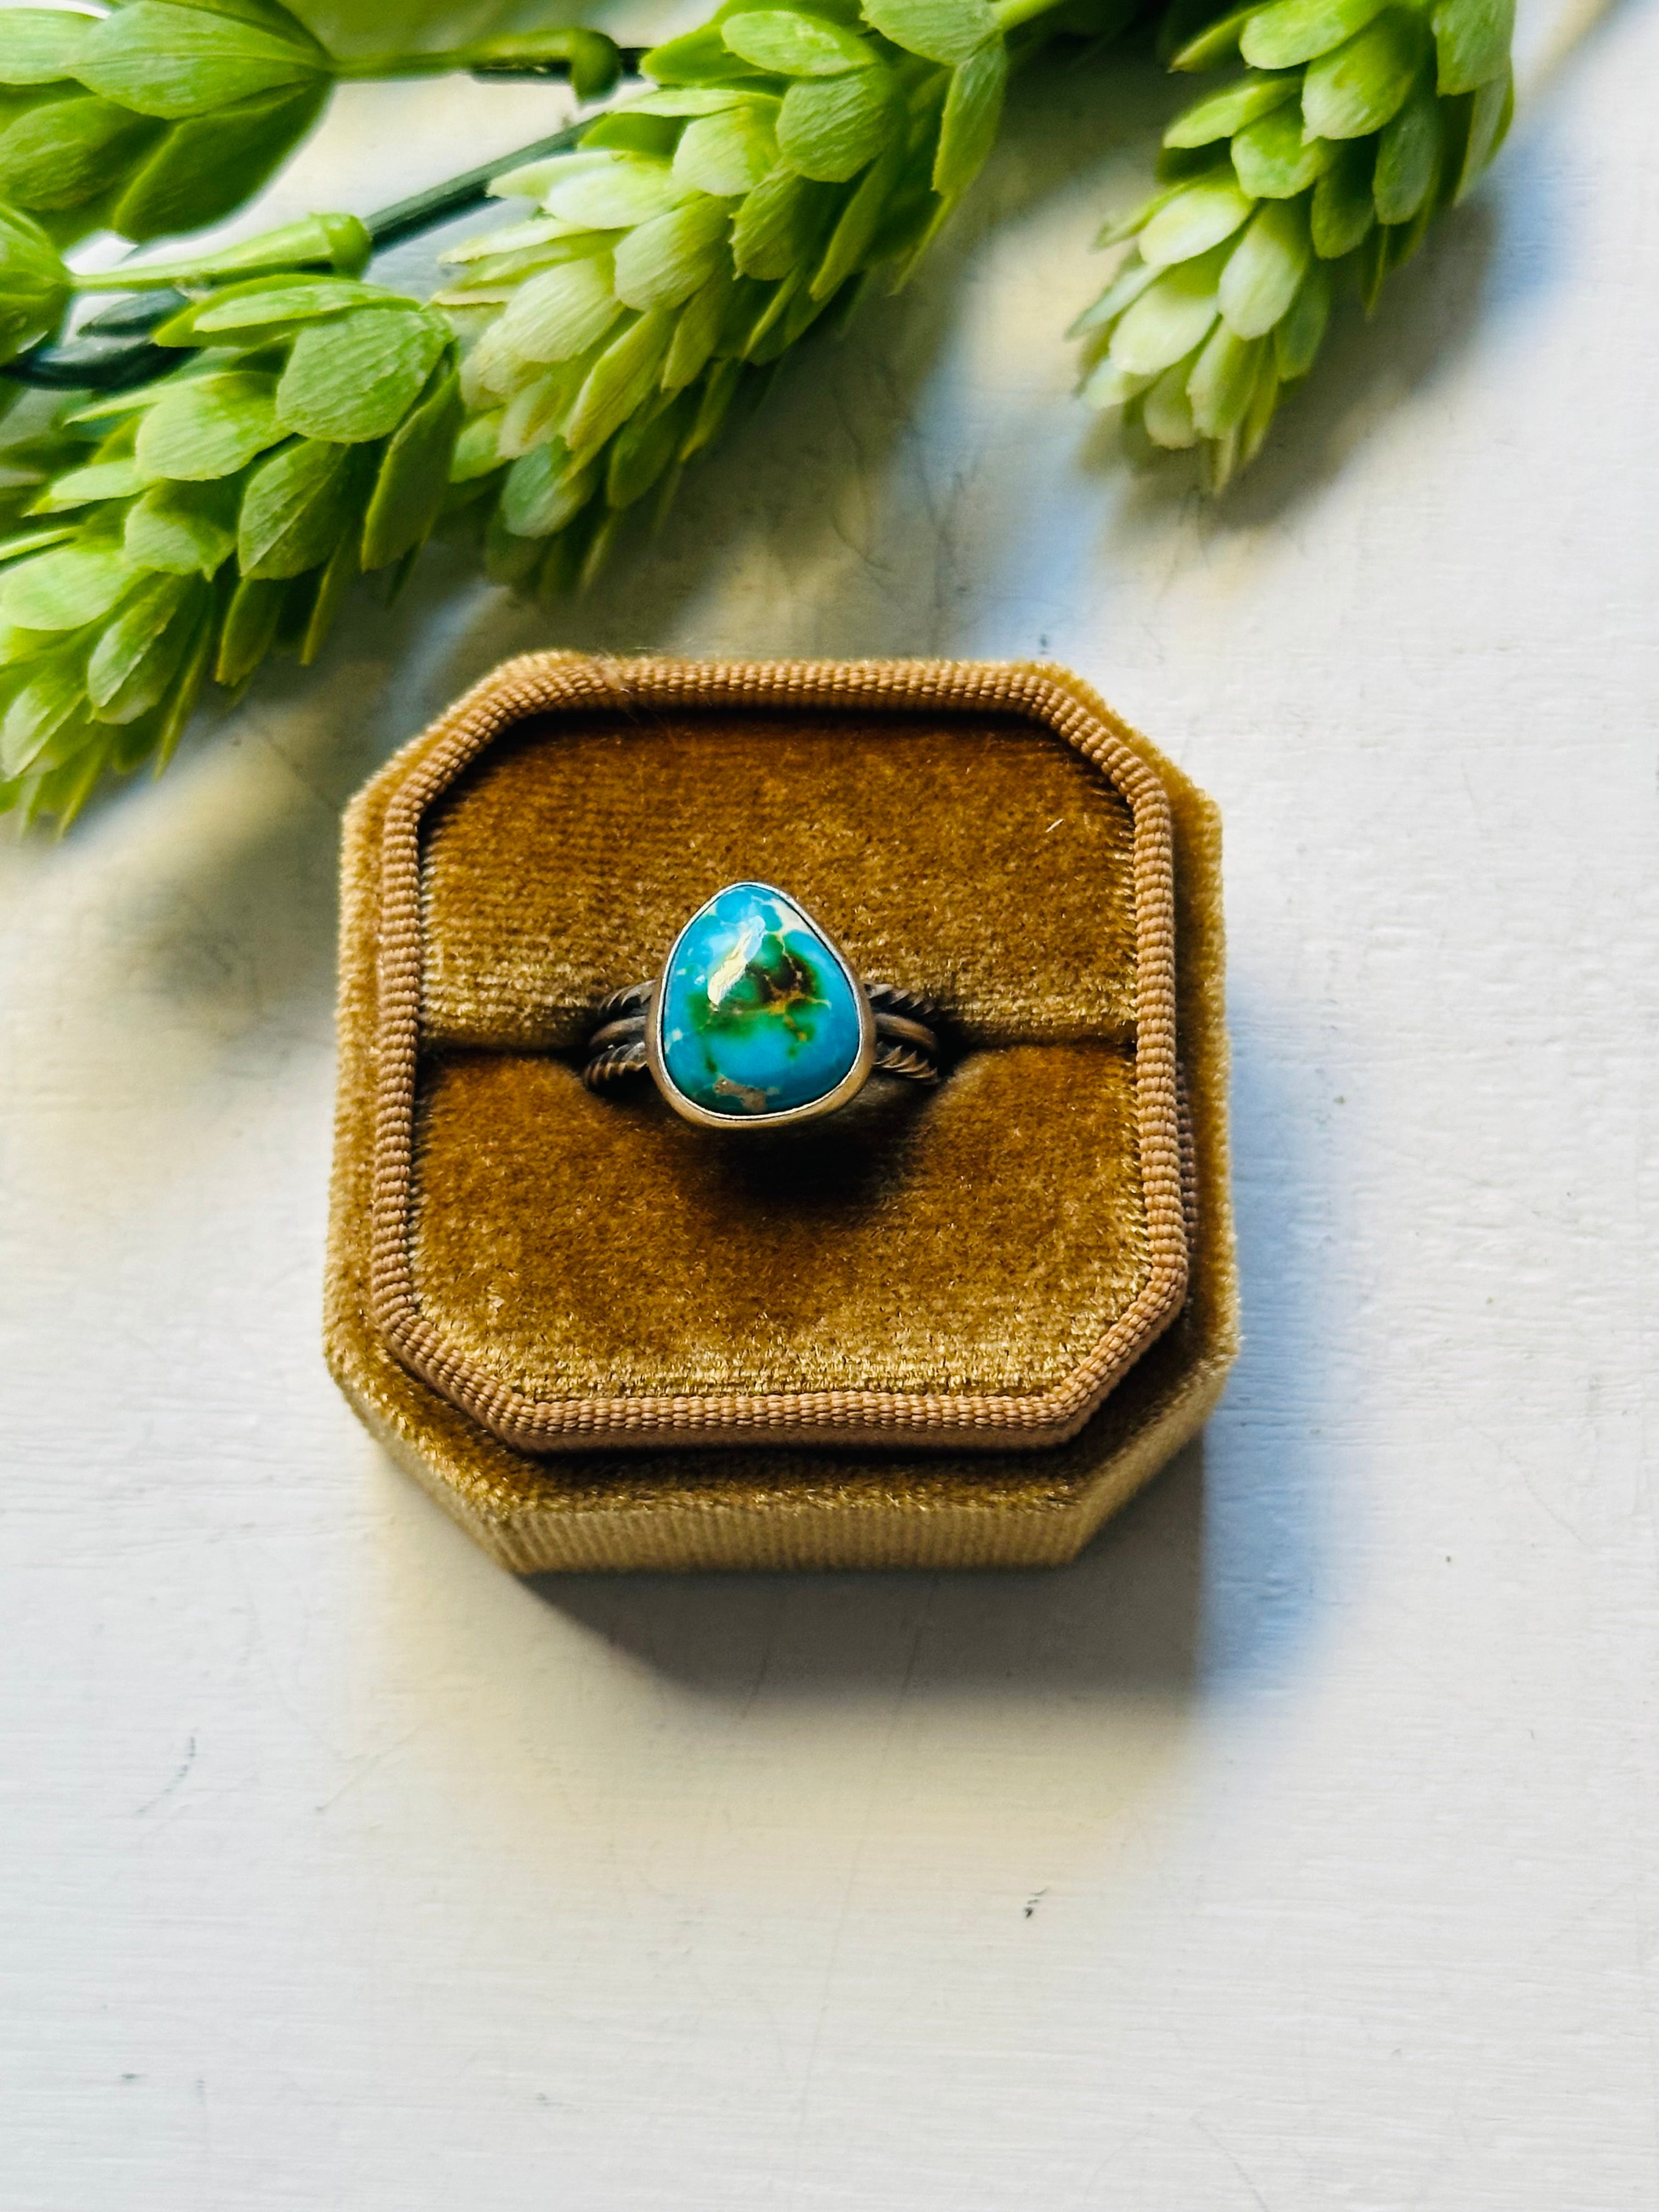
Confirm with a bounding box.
[657,882,865,1120]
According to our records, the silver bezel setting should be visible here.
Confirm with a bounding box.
[645,882,878,1131]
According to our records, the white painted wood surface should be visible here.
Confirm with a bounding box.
[3,7,1656,2202]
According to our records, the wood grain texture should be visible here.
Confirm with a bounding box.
[2,10,1656,2205]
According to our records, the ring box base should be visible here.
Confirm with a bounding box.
[324,656,1238,1572]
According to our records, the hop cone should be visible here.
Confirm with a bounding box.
[438,0,1082,594]
[1072,0,1514,486]
[0,232,460,825]
[0,1,337,246]
[0,4,629,251]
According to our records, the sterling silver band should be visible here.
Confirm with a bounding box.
[583,978,942,1096]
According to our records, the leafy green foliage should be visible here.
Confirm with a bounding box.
[75,2,329,116]
[108,80,328,241]
[133,372,284,480]
[0,204,70,363]
[722,12,882,75]
[276,307,447,439]
[1074,0,1513,486]
[0,0,328,242]
[0,0,1516,822]
[779,69,899,182]
[437,0,1071,599]
[0,252,460,824]
[0,4,629,249]
[861,0,999,67]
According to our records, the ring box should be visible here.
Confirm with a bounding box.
[324,654,1238,1571]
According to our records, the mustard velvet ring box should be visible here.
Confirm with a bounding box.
[324,654,1239,1572]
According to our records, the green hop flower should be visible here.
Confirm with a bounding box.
[1073,0,1514,486]
[0,3,630,250]
[437,0,1134,594]
[0,1,331,246]
[0,236,461,825]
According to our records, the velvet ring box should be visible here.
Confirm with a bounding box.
[324,654,1238,1571]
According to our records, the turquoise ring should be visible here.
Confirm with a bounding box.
[583,881,941,1129]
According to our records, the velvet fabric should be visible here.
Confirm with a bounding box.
[324,657,1238,1571]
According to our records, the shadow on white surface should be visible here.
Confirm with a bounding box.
[1105,201,1504,538]
[527,1440,1209,1703]
[1198,980,1329,1692]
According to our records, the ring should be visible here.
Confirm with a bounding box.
[582,880,943,1129]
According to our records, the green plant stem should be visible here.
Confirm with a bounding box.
[364,119,613,252]
[66,269,211,294]
[5,112,619,391]
[332,46,646,80]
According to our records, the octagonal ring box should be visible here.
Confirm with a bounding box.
[324,654,1238,1572]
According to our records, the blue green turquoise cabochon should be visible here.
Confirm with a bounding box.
[656,883,866,1120]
